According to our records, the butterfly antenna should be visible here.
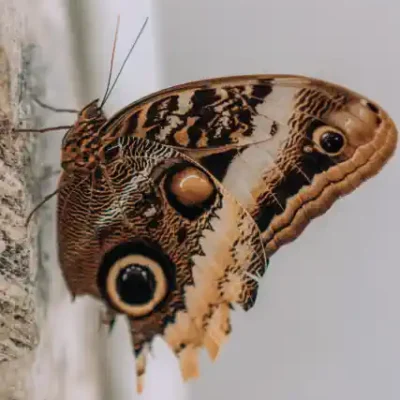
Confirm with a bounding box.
[100,15,121,107]
[100,17,149,108]
[25,186,62,227]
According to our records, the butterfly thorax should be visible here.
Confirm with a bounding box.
[61,99,108,172]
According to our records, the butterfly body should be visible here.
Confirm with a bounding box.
[61,99,107,172]
[56,74,397,392]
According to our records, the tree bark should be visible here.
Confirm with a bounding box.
[0,2,40,399]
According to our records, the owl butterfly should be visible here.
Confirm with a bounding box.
[57,74,397,392]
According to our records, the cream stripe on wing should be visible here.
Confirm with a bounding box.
[162,187,265,380]
[254,85,300,128]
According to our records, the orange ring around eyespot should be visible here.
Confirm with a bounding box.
[106,254,168,317]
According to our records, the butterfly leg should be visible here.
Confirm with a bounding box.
[32,96,78,114]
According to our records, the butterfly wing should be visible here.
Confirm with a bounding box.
[58,74,397,391]
[98,75,397,256]
[57,136,267,391]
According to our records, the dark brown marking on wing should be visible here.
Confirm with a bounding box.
[198,148,244,182]
[98,80,274,151]
[144,96,180,128]
[256,148,336,233]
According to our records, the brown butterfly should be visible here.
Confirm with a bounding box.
[54,70,397,392]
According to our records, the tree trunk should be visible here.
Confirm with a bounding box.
[0,2,40,399]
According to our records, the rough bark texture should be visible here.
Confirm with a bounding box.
[0,2,40,399]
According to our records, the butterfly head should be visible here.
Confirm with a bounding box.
[61,99,107,172]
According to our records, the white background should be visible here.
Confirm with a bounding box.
[37,0,400,399]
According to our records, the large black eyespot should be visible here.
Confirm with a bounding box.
[313,126,347,155]
[116,263,156,305]
[97,240,175,318]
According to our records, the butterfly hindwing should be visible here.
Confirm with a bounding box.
[57,135,267,391]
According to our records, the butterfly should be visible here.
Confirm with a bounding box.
[54,71,397,392]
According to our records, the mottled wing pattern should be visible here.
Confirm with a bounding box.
[57,75,397,392]
[95,75,397,256]
[58,136,267,391]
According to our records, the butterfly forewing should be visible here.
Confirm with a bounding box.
[88,75,398,256]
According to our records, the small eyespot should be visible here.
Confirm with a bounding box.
[163,162,217,220]
[313,125,347,156]
[320,131,345,153]
[105,254,168,317]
